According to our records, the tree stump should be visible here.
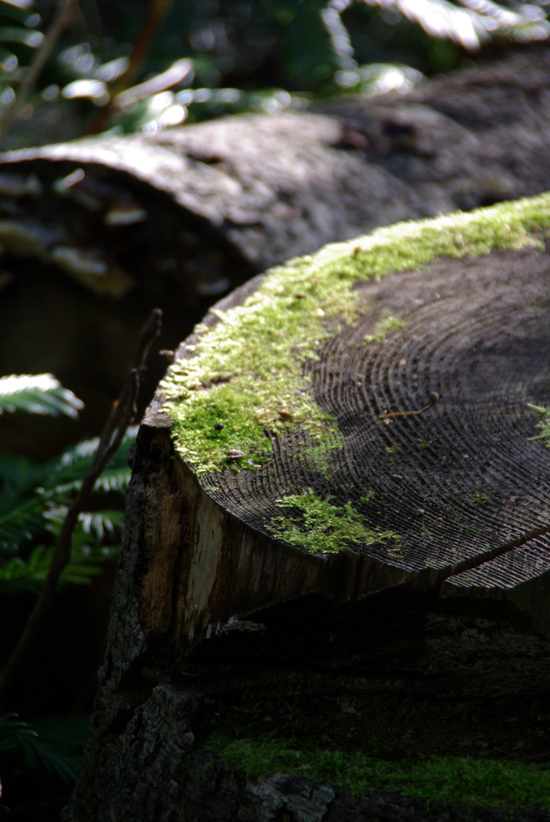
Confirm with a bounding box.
[0,110,429,458]
[4,47,550,460]
[65,194,550,821]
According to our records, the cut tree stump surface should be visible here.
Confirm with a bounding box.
[63,196,550,822]
[145,195,550,655]
[216,250,550,589]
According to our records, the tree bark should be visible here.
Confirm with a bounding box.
[64,194,550,821]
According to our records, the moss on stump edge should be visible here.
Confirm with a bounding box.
[159,194,550,553]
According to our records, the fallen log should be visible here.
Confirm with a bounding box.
[3,48,550,457]
[0,111,427,458]
[64,193,550,821]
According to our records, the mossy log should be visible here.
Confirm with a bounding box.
[3,48,550,459]
[65,195,550,821]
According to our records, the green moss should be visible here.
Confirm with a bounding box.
[267,488,399,554]
[473,490,490,502]
[162,193,550,474]
[363,314,406,343]
[206,734,550,810]
[527,404,550,444]
[307,438,346,481]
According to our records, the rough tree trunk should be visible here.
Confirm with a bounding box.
[64,194,550,821]
[3,47,550,458]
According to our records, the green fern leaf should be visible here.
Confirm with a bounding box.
[0,713,37,752]
[20,715,90,784]
[0,1,41,28]
[0,374,83,418]
[0,542,117,593]
[0,495,45,555]
[17,736,78,782]
[0,453,47,508]
[41,499,128,542]
[77,509,125,542]
[43,427,136,493]
[92,463,132,493]
[0,25,43,47]
[0,547,52,593]
[0,428,134,555]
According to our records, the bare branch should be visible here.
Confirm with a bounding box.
[87,0,174,135]
[0,308,162,710]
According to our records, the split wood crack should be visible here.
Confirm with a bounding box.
[439,521,550,590]
[375,394,549,589]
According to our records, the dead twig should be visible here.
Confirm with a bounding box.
[87,0,174,135]
[378,391,440,420]
[0,308,162,710]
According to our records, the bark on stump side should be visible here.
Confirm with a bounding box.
[65,196,550,821]
[3,47,550,457]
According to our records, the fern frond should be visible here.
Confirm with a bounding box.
[0,494,46,555]
[0,547,55,593]
[0,429,133,560]
[92,463,132,493]
[43,427,136,493]
[17,736,78,783]
[0,541,117,593]
[0,374,84,418]
[0,713,37,752]
[0,453,47,508]
[77,509,125,543]
[0,0,43,97]
[0,713,87,816]
[20,715,90,785]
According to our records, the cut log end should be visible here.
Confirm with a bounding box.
[123,198,550,674]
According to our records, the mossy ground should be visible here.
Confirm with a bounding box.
[200,692,550,811]
[206,733,550,810]
[162,193,550,476]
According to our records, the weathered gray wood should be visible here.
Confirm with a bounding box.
[0,111,424,458]
[64,195,550,821]
[3,47,550,461]
[318,47,550,214]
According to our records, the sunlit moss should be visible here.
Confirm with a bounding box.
[268,489,399,554]
[363,314,406,343]
[527,404,550,445]
[162,193,550,474]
